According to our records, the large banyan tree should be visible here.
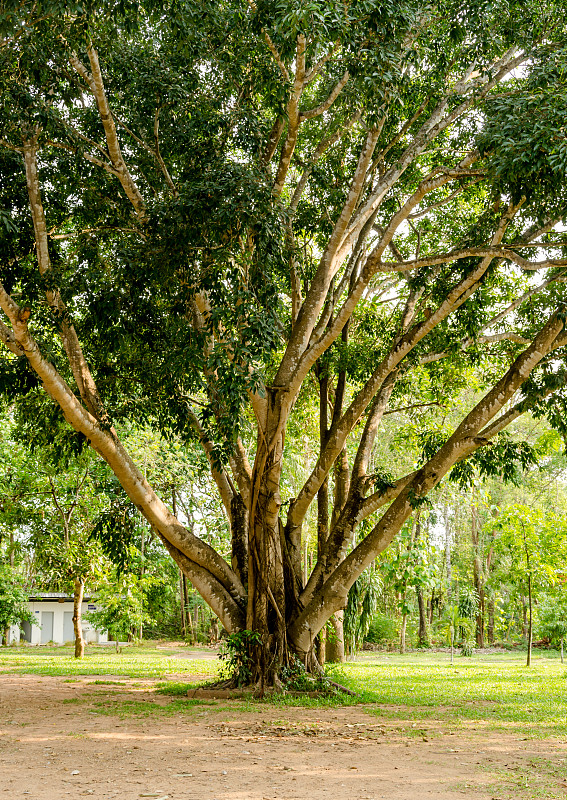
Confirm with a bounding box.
[2,0,567,681]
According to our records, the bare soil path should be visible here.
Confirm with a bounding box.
[0,673,563,799]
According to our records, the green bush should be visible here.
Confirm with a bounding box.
[218,630,261,686]
[365,613,398,645]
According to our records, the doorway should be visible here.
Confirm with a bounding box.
[40,611,54,644]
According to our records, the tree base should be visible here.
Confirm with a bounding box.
[199,672,357,698]
[187,681,356,700]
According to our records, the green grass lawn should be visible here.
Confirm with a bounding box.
[1,644,566,739]
[337,650,567,739]
[0,642,220,680]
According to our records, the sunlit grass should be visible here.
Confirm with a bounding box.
[335,650,567,739]
[0,643,220,680]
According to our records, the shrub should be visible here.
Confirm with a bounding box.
[365,613,398,646]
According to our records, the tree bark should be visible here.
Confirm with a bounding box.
[179,568,186,638]
[325,612,345,663]
[400,611,407,654]
[471,499,485,648]
[183,575,195,644]
[315,372,329,666]
[522,597,528,640]
[444,500,452,591]
[523,525,533,668]
[139,523,145,641]
[416,586,430,648]
[73,578,85,659]
[414,515,430,648]
[487,596,495,644]
[526,580,533,667]
[246,394,289,685]
[231,493,249,588]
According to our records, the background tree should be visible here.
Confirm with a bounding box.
[29,453,109,657]
[537,594,567,662]
[0,563,35,644]
[490,505,567,666]
[85,572,155,650]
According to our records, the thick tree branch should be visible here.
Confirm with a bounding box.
[350,374,397,483]
[0,319,24,356]
[158,533,246,632]
[299,70,349,121]
[70,46,146,217]
[23,142,106,421]
[0,284,246,605]
[340,51,528,260]
[229,437,253,507]
[286,202,521,532]
[379,246,567,273]
[272,34,307,197]
[289,157,480,398]
[275,126,381,394]
[187,408,234,518]
[290,310,564,652]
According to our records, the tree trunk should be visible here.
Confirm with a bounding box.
[521,523,533,668]
[5,532,14,644]
[487,596,495,644]
[475,586,485,648]
[73,578,85,659]
[315,472,328,668]
[179,568,187,638]
[414,515,429,647]
[315,373,329,667]
[139,523,145,641]
[521,596,528,640]
[416,586,430,648]
[471,498,485,648]
[246,399,289,686]
[325,612,345,663]
[400,612,407,654]
[444,500,452,591]
[526,578,533,667]
[183,575,195,644]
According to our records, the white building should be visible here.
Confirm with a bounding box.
[8,592,108,645]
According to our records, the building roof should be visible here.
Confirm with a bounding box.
[28,592,94,601]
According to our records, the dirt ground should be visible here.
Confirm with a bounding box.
[0,673,564,799]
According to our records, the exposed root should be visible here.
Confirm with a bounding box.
[326,679,358,697]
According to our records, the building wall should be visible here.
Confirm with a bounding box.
[7,600,108,645]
